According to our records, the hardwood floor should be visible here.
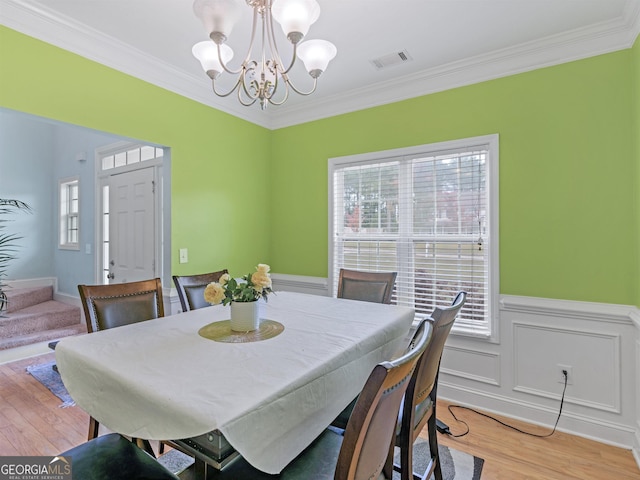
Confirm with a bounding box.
[1,352,639,479]
[434,400,640,479]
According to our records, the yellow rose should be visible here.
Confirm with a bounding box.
[219,273,230,286]
[256,264,270,274]
[252,271,272,289]
[203,282,225,305]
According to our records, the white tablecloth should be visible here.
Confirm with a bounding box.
[56,291,414,474]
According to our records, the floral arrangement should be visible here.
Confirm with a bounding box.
[204,264,273,306]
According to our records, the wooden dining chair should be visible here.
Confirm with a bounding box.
[59,433,179,480]
[173,269,228,312]
[205,319,432,480]
[395,291,466,480]
[78,278,165,333]
[337,268,397,304]
[77,278,165,444]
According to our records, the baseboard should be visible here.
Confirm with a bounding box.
[0,341,51,365]
[5,277,57,290]
[438,382,636,450]
[53,291,81,308]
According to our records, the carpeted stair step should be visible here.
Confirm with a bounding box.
[0,300,83,339]
[0,324,86,350]
[4,286,54,313]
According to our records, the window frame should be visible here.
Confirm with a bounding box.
[328,134,500,342]
[59,176,80,250]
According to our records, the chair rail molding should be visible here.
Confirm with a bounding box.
[500,294,636,325]
[271,273,328,296]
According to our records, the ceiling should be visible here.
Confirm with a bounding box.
[2,0,639,129]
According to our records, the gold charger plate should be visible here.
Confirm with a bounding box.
[198,319,284,343]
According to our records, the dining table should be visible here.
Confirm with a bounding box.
[55,291,415,476]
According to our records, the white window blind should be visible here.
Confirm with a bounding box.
[329,135,498,338]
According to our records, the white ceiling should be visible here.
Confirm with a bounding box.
[2,0,639,129]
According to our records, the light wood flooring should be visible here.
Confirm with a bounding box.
[1,353,639,479]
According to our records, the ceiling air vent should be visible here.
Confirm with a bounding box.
[371,50,413,70]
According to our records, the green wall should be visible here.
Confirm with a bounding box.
[634,35,640,307]
[270,50,636,305]
[1,25,637,306]
[0,26,271,277]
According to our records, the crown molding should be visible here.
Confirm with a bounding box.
[2,0,639,130]
[269,3,640,129]
[0,0,272,129]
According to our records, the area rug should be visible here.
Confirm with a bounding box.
[26,361,75,407]
[393,440,484,480]
[157,449,195,475]
[163,443,482,480]
[27,362,483,479]
[166,442,482,479]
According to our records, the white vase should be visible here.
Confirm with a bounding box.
[230,301,261,332]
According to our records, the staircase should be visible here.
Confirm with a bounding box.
[0,286,86,350]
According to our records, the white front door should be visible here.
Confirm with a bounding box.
[107,167,156,284]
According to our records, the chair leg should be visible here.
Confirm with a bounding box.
[158,441,165,455]
[427,413,443,480]
[395,427,414,480]
[88,416,100,441]
[135,438,157,458]
[383,440,395,479]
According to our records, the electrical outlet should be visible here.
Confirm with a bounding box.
[179,248,188,264]
[557,364,573,385]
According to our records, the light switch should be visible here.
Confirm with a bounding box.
[179,248,188,264]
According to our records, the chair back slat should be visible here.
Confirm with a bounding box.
[173,270,228,312]
[78,278,164,333]
[336,319,432,480]
[337,269,397,304]
[410,292,466,405]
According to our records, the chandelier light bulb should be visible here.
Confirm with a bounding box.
[192,41,234,78]
[297,39,337,78]
[193,0,242,43]
[191,0,336,108]
[271,0,320,43]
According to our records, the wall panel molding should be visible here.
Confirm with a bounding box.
[512,322,621,413]
[441,345,501,386]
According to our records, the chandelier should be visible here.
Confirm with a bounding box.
[192,0,337,109]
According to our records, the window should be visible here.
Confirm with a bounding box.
[100,145,163,171]
[329,135,499,339]
[59,177,80,250]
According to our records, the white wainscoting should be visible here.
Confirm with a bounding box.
[633,310,640,467]
[271,273,329,296]
[167,287,183,315]
[269,273,640,464]
[439,295,637,451]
